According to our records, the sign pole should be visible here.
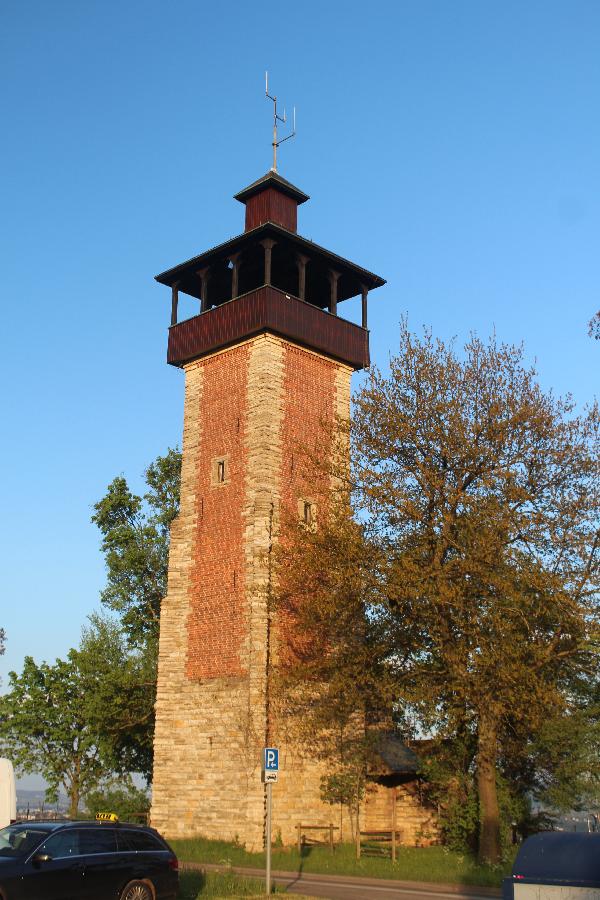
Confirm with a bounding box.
[262,746,278,897]
[265,780,272,896]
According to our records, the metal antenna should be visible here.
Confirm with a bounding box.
[265,71,296,172]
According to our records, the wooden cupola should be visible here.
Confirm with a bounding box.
[234,170,309,233]
[156,173,385,371]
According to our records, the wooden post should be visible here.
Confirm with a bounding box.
[196,268,210,313]
[296,824,301,854]
[170,281,180,326]
[329,269,341,315]
[361,284,369,329]
[229,253,241,299]
[329,823,334,852]
[391,786,397,863]
[296,253,309,300]
[261,239,276,285]
[355,802,361,860]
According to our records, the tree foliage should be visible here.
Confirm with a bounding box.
[84,779,150,822]
[0,613,158,813]
[589,311,600,340]
[274,502,387,838]
[89,448,181,778]
[0,654,106,817]
[91,447,181,646]
[0,449,181,810]
[73,614,157,781]
[275,325,600,864]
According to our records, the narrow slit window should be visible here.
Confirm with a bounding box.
[303,501,313,525]
[299,499,317,530]
[212,455,229,487]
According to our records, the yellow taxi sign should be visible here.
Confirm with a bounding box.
[95,811,119,823]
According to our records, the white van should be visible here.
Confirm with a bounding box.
[0,758,16,828]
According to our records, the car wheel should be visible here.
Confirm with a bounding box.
[119,880,154,900]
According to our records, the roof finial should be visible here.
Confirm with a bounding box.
[265,72,296,172]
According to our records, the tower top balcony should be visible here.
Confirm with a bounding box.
[156,172,385,371]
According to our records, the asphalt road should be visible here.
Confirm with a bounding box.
[274,870,500,900]
[184,861,501,900]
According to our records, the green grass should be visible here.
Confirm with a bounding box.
[172,837,513,888]
[178,868,286,898]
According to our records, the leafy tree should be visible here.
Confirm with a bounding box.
[0,613,159,814]
[88,448,181,779]
[589,311,600,340]
[0,614,160,815]
[73,614,157,781]
[0,654,106,817]
[503,678,600,815]
[275,325,600,864]
[92,448,181,647]
[274,500,389,842]
[0,450,181,810]
[0,628,5,691]
[84,778,150,822]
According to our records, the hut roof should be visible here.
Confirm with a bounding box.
[370,732,422,776]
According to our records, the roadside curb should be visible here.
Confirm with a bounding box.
[180,859,502,897]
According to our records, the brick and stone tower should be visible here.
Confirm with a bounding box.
[150,170,385,848]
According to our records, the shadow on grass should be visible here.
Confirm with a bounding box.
[178,869,206,898]
[282,841,312,891]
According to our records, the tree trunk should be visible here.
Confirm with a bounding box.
[69,762,80,819]
[68,784,80,820]
[476,713,501,864]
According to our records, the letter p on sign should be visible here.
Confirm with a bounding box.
[263,747,279,771]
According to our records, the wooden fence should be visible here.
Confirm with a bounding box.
[296,823,339,853]
[356,828,402,862]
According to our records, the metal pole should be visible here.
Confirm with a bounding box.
[265,781,272,895]
[392,786,397,863]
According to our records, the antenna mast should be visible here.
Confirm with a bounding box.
[265,72,296,172]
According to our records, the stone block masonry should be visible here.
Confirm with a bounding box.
[152,333,353,848]
[363,782,440,847]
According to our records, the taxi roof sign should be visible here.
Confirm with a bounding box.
[95,811,119,823]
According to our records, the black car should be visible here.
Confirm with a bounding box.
[0,816,178,900]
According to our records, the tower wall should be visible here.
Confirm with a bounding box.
[151,333,353,847]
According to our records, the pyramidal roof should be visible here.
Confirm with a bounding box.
[234,170,309,205]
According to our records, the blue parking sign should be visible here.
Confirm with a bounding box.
[263,747,279,771]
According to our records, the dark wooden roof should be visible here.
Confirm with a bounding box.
[155,222,385,307]
[234,171,309,205]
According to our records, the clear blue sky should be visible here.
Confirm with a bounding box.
[1,0,598,702]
